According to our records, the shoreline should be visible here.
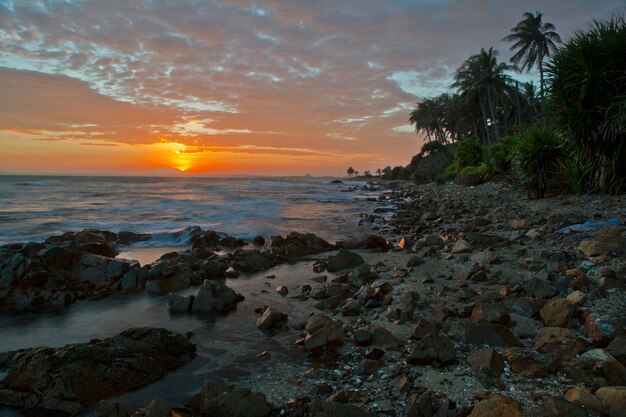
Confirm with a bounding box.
[0,176,385,247]
[0,181,625,417]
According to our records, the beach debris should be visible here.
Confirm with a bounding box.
[556,218,621,234]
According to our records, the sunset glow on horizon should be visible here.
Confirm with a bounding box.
[0,0,621,176]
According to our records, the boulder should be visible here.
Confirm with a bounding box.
[565,349,626,388]
[0,328,195,415]
[326,250,364,272]
[564,387,605,414]
[471,300,510,325]
[451,239,473,254]
[567,291,587,306]
[338,234,390,251]
[595,386,626,417]
[469,395,525,417]
[349,263,376,287]
[504,348,555,377]
[200,380,271,417]
[263,232,334,257]
[539,298,573,328]
[370,325,403,349]
[166,293,193,312]
[354,328,374,347]
[383,291,419,322]
[144,257,192,294]
[523,277,557,299]
[341,299,362,316]
[607,335,626,365]
[304,314,344,353]
[467,348,505,377]
[539,395,588,417]
[256,307,288,330]
[504,297,543,318]
[534,327,587,362]
[410,319,442,341]
[228,250,278,273]
[466,324,522,347]
[406,390,434,417]
[354,325,402,349]
[407,333,457,367]
[459,265,489,282]
[307,400,377,417]
[580,230,626,257]
[357,358,385,375]
[73,254,131,288]
[584,313,621,347]
[192,280,244,313]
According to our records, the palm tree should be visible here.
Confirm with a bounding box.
[409,96,448,143]
[503,11,561,98]
[375,168,382,176]
[452,47,516,143]
[346,167,355,178]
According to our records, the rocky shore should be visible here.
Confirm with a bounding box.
[1,180,625,417]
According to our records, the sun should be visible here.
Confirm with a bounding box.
[150,139,197,173]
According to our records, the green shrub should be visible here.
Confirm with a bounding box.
[554,150,592,196]
[513,125,563,199]
[437,162,457,183]
[545,14,626,194]
[417,148,454,182]
[458,163,490,186]
[455,138,483,170]
[487,135,518,173]
[389,165,411,181]
[411,169,427,185]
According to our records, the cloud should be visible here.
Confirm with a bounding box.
[0,0,623,174]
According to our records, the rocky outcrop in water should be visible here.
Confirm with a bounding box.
[0,229,142,307]
[263,232,335,257]
[0,327,195,416]
[0,227,290,307]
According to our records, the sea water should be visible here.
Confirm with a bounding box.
[0,175,390,415]
[0,175,378,245]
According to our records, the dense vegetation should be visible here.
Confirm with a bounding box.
[368,12,625,198]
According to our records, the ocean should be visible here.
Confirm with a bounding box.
[0,175,383,246]
[0,175,390,415]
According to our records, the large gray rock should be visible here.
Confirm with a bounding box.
[338,234,390,251]
[264,232,334,257]
[384,291,419,322]
[466,324,522,347]
[73,254,132,288]
[192,280,244,313]
[565,349,626,388]
[407,333,457,367]
[166,293,193,312]
[326,249,364,272]
[0,328,195,415]
[200,380,272,417]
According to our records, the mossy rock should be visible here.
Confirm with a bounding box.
[457,165,486,186]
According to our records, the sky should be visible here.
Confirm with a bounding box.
[0,0,622,176]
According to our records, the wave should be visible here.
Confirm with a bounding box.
[0,176,379,245]
[14,180,62,187]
